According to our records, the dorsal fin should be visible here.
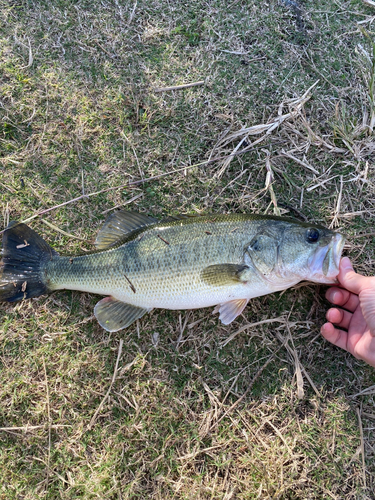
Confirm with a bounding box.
[160,214,199,223]
[95,210,157,250]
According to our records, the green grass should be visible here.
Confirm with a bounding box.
[1,0,375,498]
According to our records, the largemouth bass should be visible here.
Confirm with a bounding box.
[0,211,345,332]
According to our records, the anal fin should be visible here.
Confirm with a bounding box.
[213,298,249,325]
[94,296,151,332]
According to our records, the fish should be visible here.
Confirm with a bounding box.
[0,211,345,332]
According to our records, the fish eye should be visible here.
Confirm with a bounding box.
[306,228,320,243]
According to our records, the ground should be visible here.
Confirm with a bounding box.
[0,0,375,498]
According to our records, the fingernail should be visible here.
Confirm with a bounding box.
[341,257,353,271]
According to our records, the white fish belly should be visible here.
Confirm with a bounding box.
[111,279,287,311]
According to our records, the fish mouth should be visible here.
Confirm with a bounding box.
[308,233,346,284]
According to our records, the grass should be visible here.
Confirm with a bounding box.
[1,0,375,498]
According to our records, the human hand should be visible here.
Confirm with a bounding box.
[321,257,375,368]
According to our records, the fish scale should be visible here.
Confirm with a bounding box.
[46,220,248,307]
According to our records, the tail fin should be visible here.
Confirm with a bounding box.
[0,222,58,302]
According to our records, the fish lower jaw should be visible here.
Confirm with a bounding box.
[307,234,345,283]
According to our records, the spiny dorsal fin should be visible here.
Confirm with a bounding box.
[95,210,157,250]
[94,296,152,332]
[160,214,199,223]
[201,264,249,287]
[213,298,249,325]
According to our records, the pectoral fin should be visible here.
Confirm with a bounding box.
[213,298,249,325]
[94,296,152,332]
[201,264,249,287]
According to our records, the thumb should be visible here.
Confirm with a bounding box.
[338,257,373,295]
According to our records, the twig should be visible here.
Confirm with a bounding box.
[40,219,86,241]
[0,181,17,194]
[154,81,204,92]
[220,317,286,347]
[300,365,320,397]
[24,37,33,68]
[264,149,281,216]
[356,407,367,489]
[362,412,375,420]
[215,134,250,178]
[351,384,375,397]
[358,15,375,25]
[214,81,320,177]
[81,167,85,196]
[128,0,137,24]
[299,116,346,153]
[220,51,266,60]
[329,175,343,228]
[176,312,191,351]
[32,457,70,485]
[0,424,70,432]
[88,339,123,430]
[219,81,319,147]
[101,192,144,214]
[280,326,305,400]
[281,150,319,175]
[356,232,375,238]
[93,39,115,58]
[276,317,321,399]
[266,420,293,455]
[157,234,170,245]
[14,31,33,68]
[306,175,339,192]
[124,273,136,293]
[220,49,249,55]
[3,202,10,228]
[43,357,51,489]
[303,57,339,91]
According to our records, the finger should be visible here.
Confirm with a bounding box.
[338,257,374,295]
[359,288,375,337]
[321,322,351,354]
[353,331,375,368]
[325,287,359,312]
[326,307,352,330]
